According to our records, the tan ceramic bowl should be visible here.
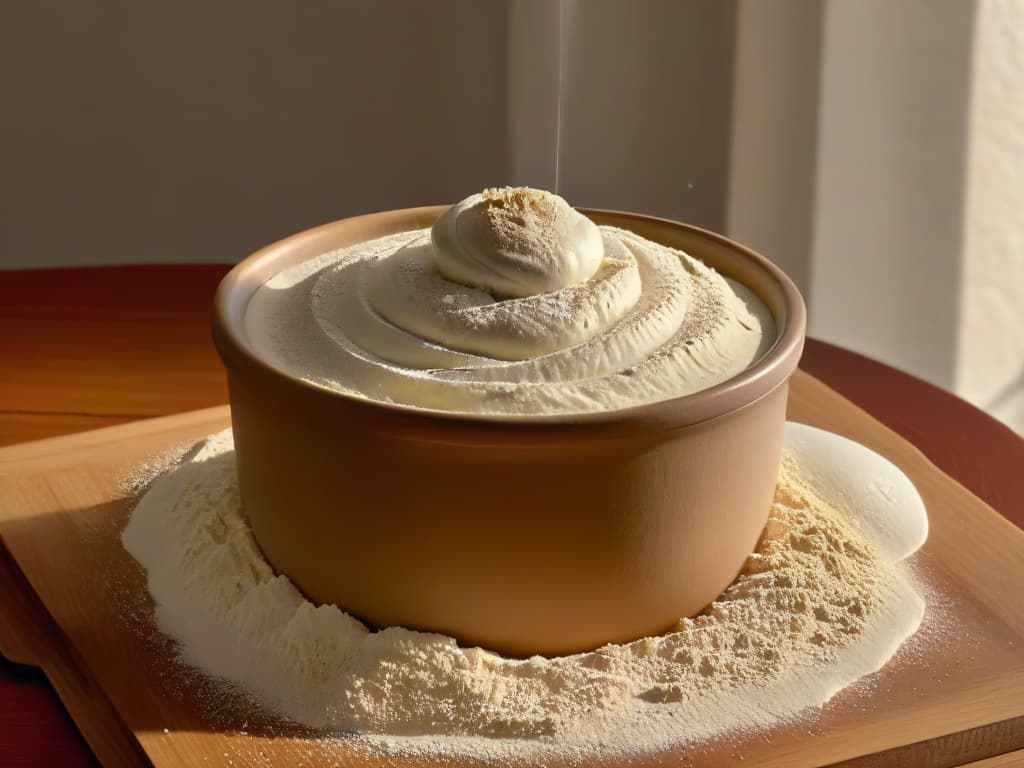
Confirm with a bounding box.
[212,207,806,657]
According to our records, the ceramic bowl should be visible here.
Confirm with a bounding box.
[212,207,806,656]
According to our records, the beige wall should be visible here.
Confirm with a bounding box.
[554,0,736,229]
[808,0,976,392]
[727,0,822,297]
[1,2,509,267]
[727,0,1023,433]
[958,0,1024,431]
[730,0,980,393]
[2,0,737,269]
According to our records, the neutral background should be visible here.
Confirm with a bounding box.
[2,0,1021,434]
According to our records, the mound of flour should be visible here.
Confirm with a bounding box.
[243,222,777,416]
[121,425,926,762]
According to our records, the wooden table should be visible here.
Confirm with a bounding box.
[1,265,1022,767]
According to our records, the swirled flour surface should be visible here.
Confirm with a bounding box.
[121,425,926,763]
[243,217,775,415]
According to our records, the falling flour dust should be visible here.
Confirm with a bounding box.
[121,423,928,763]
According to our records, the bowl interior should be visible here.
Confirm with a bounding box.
[212,206,806,431]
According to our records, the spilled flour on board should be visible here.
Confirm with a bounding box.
[121,425,927,763]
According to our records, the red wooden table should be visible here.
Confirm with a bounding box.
[1,265,1022,767]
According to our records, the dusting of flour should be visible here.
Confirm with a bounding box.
[122,427,926,763]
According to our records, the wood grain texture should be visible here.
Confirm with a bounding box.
[0,375,1021,767]
[0,657,96,768]
[0,265,230,445]
[0,544,148,768]
[961,750,1024,767]
[0,412,137,449]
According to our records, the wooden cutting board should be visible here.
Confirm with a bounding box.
[0,370,1021,767]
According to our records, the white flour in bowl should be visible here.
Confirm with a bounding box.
[121,423,927,763]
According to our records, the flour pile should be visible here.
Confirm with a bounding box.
[122,424,927,762]
[243,188,776,416]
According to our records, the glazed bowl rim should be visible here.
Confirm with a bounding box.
[212,205,806,434]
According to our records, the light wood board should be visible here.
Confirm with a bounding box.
[0,370,1022,767]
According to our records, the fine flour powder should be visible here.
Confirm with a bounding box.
[122,427,926,763]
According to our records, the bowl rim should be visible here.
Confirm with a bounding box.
[212,205,806,434]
